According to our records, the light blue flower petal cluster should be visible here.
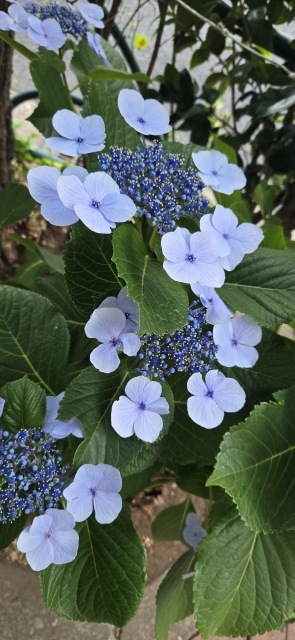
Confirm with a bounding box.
[213,315,262,368]
[42,392,84,439]
[118,89,172,136]
[85,307,141,373]
[191,283,234,325]
[0,4,28,32]
[28,15,66,49]
[17,508,78,571]
[77,1,104,28]
[87,31,111,66]
[200,205,263,271]
[187,369,246,429]
[192,150,246,195]
[63,463,122,524]
[111,376,169,443]
[45,109,106,157]
[27,165,88,226]
[57,170,136,233]
[99,286,139,334]
[161,227,225,287]
[183,512,207,550]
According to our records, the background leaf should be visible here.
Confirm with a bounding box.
[152,499,194,542]
[0,514,28,551]
[28,60,74,136]
[0,377,45,433]
[0,184,34,230]
[155,550,195,640]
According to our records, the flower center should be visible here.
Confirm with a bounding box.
[186,253,196,263]
[206,389,214,398]
[138,117,145,124]
[45,530,53,539]
[91,200,100,209]
[111,337,121,348]
[125,312,130,319]
[138,402,147,411]
[90,487,97,497]
[231,339,238,346]
[75,136,84,143]
[212,170,219,176]
[223,233,229,239]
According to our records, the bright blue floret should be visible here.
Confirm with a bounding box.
[0,429,68,523]
[136,301,217,382]
[98,142,209,234]
[26,2,88,38]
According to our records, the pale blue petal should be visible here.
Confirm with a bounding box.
[120,332,141,356]
[231,222,263,254]
[219,238,244,271]
[93,491,122,524]
[199,215,229,257]
[63,166,88,182]
[117,287,139,332]
[87,32,110,64]
[161,227,191,263]
[8,4,28,30]
[147,397,170,414]
[187,372,208,397]
[41,198,78,226]
[0,397,5,417]
[216,342,259,368]
[100,193,136,223]
[96,464,122,493]
[118,89,145,129]
[183,512,206,550]
[213,321,233,348]
[204,369,226,392]
[90,343,120,373]
[192,150,227,174]
[198,172,220,187]
[42,18,66,49]
[76,140,105,155]
[141,99,171,135]
[190,232,220,264]
[232,316,262,346]
[84,172,119,202]
[26,538,55,571]
[27,166,60,203]
[196,259,225,287]
[80,115,106,145]
[187,394,224,429]
[163,259,201,284]
[212,204,238,235]
[29,513,53,536]
[191,284,233,324]
[0,12,12,30]
[111,396,139,437]
[17,526,43,553]
[99,296,118,310]
[199,213,214,233]
[45,137,80,156]
[28,18,47,46]
[215,164,246,194]
[75,204,114,233]
[213,377,246,412]
[85,307,126,342]
[46,508,76,531]
[52,109,82,139]
[134,410,163,443]
[69,419,84,438]
[52,529,79,564]
[142,380,162,404]
[125,376,150,403]
[74,463,103,485]
[57,175,89,209]
[77,1,104,28]
[63,482,94,522]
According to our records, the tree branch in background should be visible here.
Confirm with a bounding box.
[146,0,169,77]
[0,0,14,190]
[102,0,122,40]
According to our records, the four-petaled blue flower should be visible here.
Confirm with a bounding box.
[192,150,246,195]
[63,463,122,524]
[118,89,172,136]
[42,392,84,439]
[17,509,79,571]
[191,283,234,325]
[57,171,136,233]
[183,512,207,550]
[213,316,262,368]
[27,15,66,49]
[0,4,28,32]
[200,205,263,271]
[111,376,169,443]
[45,109,106,157]
[77,1,104,28]
[99,287,139,334]
[27,165,88,226]
[85,307,141,373]
[87,31,111,66]
[187,369,246,429]
[161,227,224,287]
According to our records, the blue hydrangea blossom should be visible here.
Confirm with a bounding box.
[26,1,88,38]
[77,1,104,28]
[111,376,169,443]
[42,393,83,439]
[27,165,88,226]
[0,4,28,32]
[46,109,106,157]
[17,509,78,571]
[192,150,246,195]
[213,316,262,368]
[161,227,225,287]
[118,89,172,136]
[187,369,246,429]
[27,15,66,49]
[57,171,136,233]
[191,283,234,325]
[200,205,263,270]
[87,31,111,66]
[99,287,139,334]
[63,463,122,524]
[85,307,141,373]
[183,512,207,550]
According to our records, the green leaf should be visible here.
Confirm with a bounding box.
[176,467,211,499]
[0,377,46,433]
[155,550,195,640]
[254,85,295,119]
[9,235,64,290]
[194,496,295,638]
[261,226,287,250]
[40,506,146,626]
[0,514,28,551]
[28,60,74,137]
[0,31,38,61]
[112,225,188,335]
[208,387,295,534]
[152,499,194,542]
[0,184,34,230]
[80,68,150,86]
[121,464,158,499]
[64,222,122,320]
[219,248,295,327]
[58,365,173,474]
[38,48,66,73]
[0,286,70,394]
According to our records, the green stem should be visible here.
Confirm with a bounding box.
[149,225,159,252]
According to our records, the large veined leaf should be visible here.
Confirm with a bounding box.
[0,286,70,394]
[0,377,45,433]
[112,225,188,335]
[208,386,295,534]
[40,506,146,626]
[0,514,28,551]
[59,365,174,475]
[194,495,295,638]
[28,60,74,136]
[0,184,34,230]
[64,222,122,319]
[155,550,195,640]
[219,248,295,327]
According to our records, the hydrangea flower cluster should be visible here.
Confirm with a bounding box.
[0,427,68,523]
[98,142,208,235]
[26,1,89,38]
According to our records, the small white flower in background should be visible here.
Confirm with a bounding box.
[183,512,207,550]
